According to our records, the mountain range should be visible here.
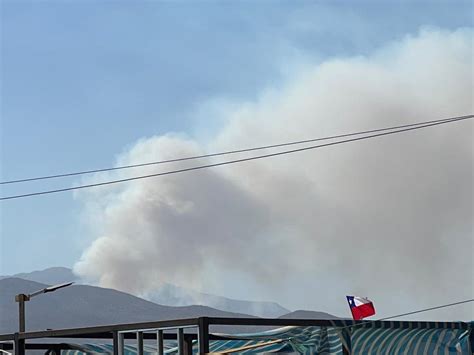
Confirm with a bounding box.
[146,283,290,318]
[1,267,290,317]
[0,267,337,334]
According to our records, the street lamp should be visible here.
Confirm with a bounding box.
[14,282,74,332]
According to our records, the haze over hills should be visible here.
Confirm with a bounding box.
[0,277,257,334]
[0,266,79,285]
[279,310,341,320]
[0,267,338,334]
[147,283,290,318]
[1,267,292,318]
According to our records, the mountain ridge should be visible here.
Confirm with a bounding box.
[0,267,339,334]
[0,277,258,334]
[1,267,292,318]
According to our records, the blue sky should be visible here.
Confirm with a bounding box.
[0,0,472,278]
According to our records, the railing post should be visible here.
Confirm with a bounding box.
[16,295,27,333]
[137,331,144,355]
[198,317,209,354]
[14,333,25,355]
[113,331,119,355]
[157,329,164,355]
[177,328,185,355]
[184,334,193,355]
[118,332,125,355]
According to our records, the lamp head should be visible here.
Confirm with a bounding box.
[43,282,74,293]
[28,281,74,298]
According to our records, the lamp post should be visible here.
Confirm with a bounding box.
[14,282,74,332]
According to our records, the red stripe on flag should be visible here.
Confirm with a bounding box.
[351,302,376,320]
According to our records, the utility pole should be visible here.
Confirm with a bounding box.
[14,294,30,332]
[14,282,74,333]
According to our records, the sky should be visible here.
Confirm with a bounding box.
[1,1,473,319]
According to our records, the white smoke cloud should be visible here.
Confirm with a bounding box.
[74,28,473,320]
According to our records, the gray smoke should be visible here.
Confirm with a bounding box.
[74,28,473,319]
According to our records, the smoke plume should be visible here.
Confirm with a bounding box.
[74,28,473,319]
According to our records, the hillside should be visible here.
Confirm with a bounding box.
[147,283,290,318]
[279,310,339,320]
[0,278,255,334]
[2,267,290,318]
[0,267,78,285]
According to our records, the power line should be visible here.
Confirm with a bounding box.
[341,298,474,329]
[1,114,471,185]
[0,115,471,201]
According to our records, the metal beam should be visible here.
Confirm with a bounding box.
[44,331,196,340]
[1,318,470,343]
[204,317,471,330]
[0,343,77,351]
[14,318,200,339]
[0,334,15,341]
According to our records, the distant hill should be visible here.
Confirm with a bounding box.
[0,267,78,285]
[2,267,290,318]
[279,310,339,319]
[148,283,290,318]
[0,267,338,334]
[0,278,255,334]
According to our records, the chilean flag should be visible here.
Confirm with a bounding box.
[346,296,376,320]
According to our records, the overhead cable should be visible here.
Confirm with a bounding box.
[1,114,471,185]
[341,298,474,329]
[0,115,471,201]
